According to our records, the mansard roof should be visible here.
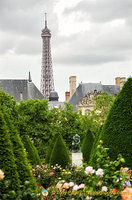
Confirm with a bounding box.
[68,82,120,109]
[0,79,44,102]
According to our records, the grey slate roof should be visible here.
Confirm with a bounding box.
[0,79,44,102]
[68,83,120,108]
[49,91,59,101]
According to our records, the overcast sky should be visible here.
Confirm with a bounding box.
[0,0,132,101]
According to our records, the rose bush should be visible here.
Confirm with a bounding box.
[33,142,131,199]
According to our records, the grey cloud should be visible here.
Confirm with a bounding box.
[54,53,127,66]
[15,37,41,55]
[64,0,132,23]
[0,0,58,55]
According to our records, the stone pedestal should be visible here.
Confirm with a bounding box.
[72,153,83,168]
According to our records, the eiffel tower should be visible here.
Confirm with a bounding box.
[40,13,54,100]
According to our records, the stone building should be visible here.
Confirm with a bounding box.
[66,76,126,114]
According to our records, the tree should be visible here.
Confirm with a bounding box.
[45,132,59,164]
[82,92,115,134]
[0,91,36,189]
[89,125,103,166]
[96,78,132,167]
[17,99,51,157]
[81,130,94,163]
[22,135,41,166]
[0,107,20,191]
[59,103,84,150]
[50,134,71,168]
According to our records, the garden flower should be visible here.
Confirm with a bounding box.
[96,168,104,177]
[50,172,54,175]
[101,186,108,192]
[68,171,71,175]
[69,182,74,187]
[125,181,131,187]
[121,187,132,200]
[73,185,79,191]
[78,184,85,189]
[112,188,118,193]
[98,181,102,186]
[38,175,40,178]
[62,169,66,172]
[86,196,92,200]
[0,170,4,180]
[58,177,61,180]
[85,166,95,175]
[63,182,69,189]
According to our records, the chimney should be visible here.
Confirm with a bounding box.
[115,77,120,85]
[120,77,126,89]
[65,91,70,101]
[69,76,76,97]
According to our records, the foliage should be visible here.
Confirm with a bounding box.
[45,132,58,164]
[33,164,62,188]
[22,135,41,166]
[0,90,17,121]
[17,101,85,158]
[58,103,84,150]
[81,130,94,163]
[17,99,54,158]
[0,107,20,192]
[89,125,103,166]
[0,91,37,192]
[91,91,115,124]
[0,178,37,200]
[98,78,132,168]
[80,92,114,136]
[50,134,71,168]
[33,142,131,200]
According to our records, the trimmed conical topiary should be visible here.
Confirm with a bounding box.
[98,78,132,167]
[22,135,41,166]
[0,107,20,191]
[50,134,70,168]
[1,107,36,189]
[45,133,58,164]
[89,125,103,166]
[81,130,94,163]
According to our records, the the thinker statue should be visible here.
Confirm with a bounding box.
[72,134,80,153]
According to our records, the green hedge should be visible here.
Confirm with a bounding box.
[0,107,20,191]
[99,78,132,168]
[22,135,41,166]
[45,133,58,164]
[89,126,103,166]
[50,134,70,168]
[2,107,36,189]
[81,130,94,163]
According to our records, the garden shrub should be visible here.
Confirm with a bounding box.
[0,107,20,192]
[45,133,58,164]
[22,135,41,166]
[81,130,94,163]
[1,106,36,190]
[50,134,71,168]
[89,125,103,166]
[97,78,132,168]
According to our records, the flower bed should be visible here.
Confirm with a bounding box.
[33,142,132,200]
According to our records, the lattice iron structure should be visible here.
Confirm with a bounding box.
[40,13,54,100]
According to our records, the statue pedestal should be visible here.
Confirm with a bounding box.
[72,153,83,168]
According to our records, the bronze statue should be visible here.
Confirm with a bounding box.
[72,134,80,153]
